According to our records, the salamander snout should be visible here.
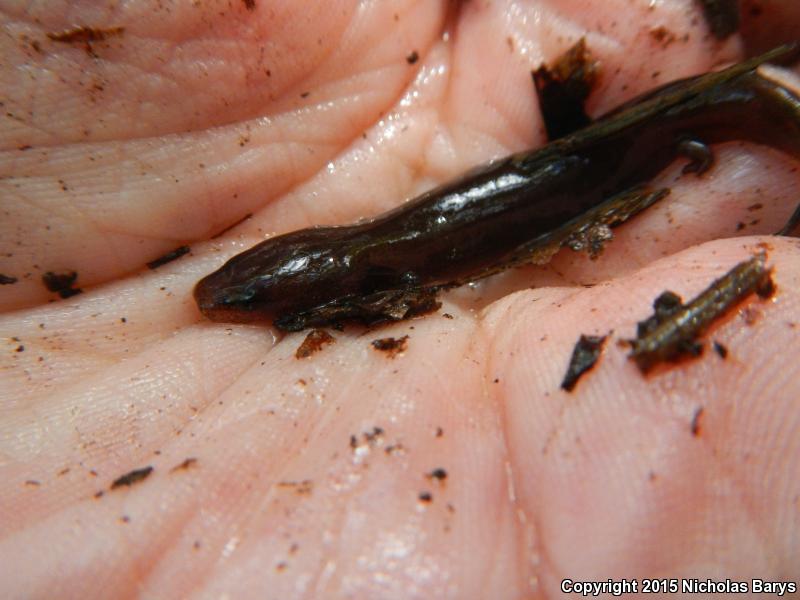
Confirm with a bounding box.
[193,269,269,324]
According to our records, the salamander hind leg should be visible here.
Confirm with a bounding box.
[564,186,671,259]
[678,138,714,175]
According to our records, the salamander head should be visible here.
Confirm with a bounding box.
[194,227,357,326]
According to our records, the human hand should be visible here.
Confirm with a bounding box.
[2,1,799,597]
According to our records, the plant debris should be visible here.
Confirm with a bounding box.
[146,245,190,269]
[295,329,335,359]
[628,253,774,372]
[532,37,599,140]
[47,25,125,43]
[561,334,607,391]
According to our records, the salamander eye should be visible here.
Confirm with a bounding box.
[360,265,400,294]
[400,271,419,286]
[215,285,256,307]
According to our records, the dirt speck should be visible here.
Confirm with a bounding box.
[427,468,447,482]
[690,406,704,437]
[170,458,197,472]
[295,329,335,359]
[42,271,82,299]
[276,480,313,495]
[371,335,409,358]
[110,465,153,490]
[649,26,676,47]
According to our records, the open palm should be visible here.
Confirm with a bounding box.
[2,1,799,597]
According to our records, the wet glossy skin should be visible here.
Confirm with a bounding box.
[194,45,800,331]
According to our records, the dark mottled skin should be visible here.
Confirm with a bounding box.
[195,45,800,331]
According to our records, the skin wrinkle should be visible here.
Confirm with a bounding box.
[710,338,797,570]
[707,433,773,572]
[473,315,536,595]
[219,77,427,227]
[5,6,350,142]
[125,487,203,598]
[116,492,198,600]
[205,395,350,596]
[15,324,268,436]
[277,87,428,226]
[481,294,557,594]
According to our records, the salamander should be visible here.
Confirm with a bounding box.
[194,44,800,331]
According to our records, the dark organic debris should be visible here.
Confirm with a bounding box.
[561,334,607,391]
[629,253,774,373]
[146,245,190,270]
[110,465,153,490]
[695,0,740,40]
[42,271,82,299]
[371,335,409,357]
[0,274,17,284]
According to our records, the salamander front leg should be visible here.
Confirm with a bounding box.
[678,138,714,175]
[273,286,442,331]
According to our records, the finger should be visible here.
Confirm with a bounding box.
[483,235,800,587]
